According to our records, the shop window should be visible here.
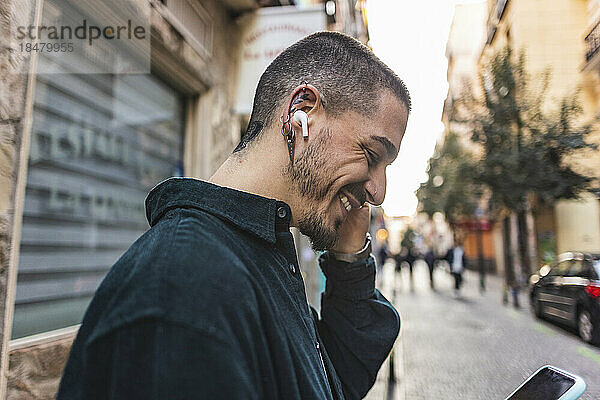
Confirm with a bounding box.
[12,71,184,339]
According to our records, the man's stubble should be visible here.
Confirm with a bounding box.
[283,128,341,251]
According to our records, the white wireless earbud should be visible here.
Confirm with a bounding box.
[292,110,309,138]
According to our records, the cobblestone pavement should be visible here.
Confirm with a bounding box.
[368,260,600,400]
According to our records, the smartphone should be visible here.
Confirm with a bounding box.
[504,365,586,400]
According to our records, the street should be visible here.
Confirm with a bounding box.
[366,260,600,400]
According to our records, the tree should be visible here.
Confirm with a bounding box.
[417,131,483,227]
[417,131,486,284]
[451,45,597,284]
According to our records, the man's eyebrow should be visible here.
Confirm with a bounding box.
[370,135,398,161]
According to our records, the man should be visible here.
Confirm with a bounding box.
[395,228,416,289]
[424,247,436,290]
[446,240,468,298]
[58,32,410,399]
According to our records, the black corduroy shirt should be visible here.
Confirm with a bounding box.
[57,178,400,400]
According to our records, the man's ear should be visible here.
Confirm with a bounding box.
[278,84,322,163]
[282,83,322,121]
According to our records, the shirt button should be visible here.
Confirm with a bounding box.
[289,263,296,274]
[277,206,287,218]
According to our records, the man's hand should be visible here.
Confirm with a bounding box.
[330,205,370,254]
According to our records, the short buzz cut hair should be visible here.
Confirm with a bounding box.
[233,31,411,153]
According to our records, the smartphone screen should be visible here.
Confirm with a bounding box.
[507,367,576,400]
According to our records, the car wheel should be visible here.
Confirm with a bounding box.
[578,309,595,344]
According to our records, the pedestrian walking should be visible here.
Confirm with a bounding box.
[374,241,389,288]
[406,246,417,286]
[478,256,486,293]
[375,240,389,271]
[57,32,410,400]
[446,241,468,297]
[393,246,416,291]
[424,247,436,289]
[398,228,417,288]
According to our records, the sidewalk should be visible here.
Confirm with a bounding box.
[366,261,515,400]
[364,259,404,400]
[384,261,600,399]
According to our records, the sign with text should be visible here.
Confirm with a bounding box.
[13,72,183,338]
[234,6,326,115]
[12,0,150,74]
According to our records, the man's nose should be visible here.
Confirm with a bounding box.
[365,167,386,206]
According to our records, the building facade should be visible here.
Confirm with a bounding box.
[1,0,371,396]
[481,0,600,263]
[441,2,498,273]
[1,0,251,396]
[442,0,600,279]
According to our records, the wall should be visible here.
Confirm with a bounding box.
[483,0,600,259]
[0,0,42,397]
[444,1,487,149]
[512,0,600,255]
[1,0,247,397]
[463,229,496,272]
[152,0,244,180]
[443,3,494,271]
[555,193,600,253]
[492,222,505,275]
[534,200,558,262]
[7,328,76,400]
[446,2,487,100]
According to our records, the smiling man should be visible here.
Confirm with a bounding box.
[58,32,410,400]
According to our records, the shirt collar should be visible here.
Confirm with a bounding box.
[145,177,292,244]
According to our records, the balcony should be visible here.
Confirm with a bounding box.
[584,19,600,72]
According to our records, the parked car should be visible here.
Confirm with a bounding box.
[529,252,600,345]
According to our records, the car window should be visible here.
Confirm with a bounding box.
[549,260,571,276]
[567,260,585,277]
[592,260,600,279]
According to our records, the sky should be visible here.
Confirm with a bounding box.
[367,0,485,217]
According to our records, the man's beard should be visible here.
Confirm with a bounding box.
[282,128,337,251]
[297,211,342,251]
[283,127,364,251]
